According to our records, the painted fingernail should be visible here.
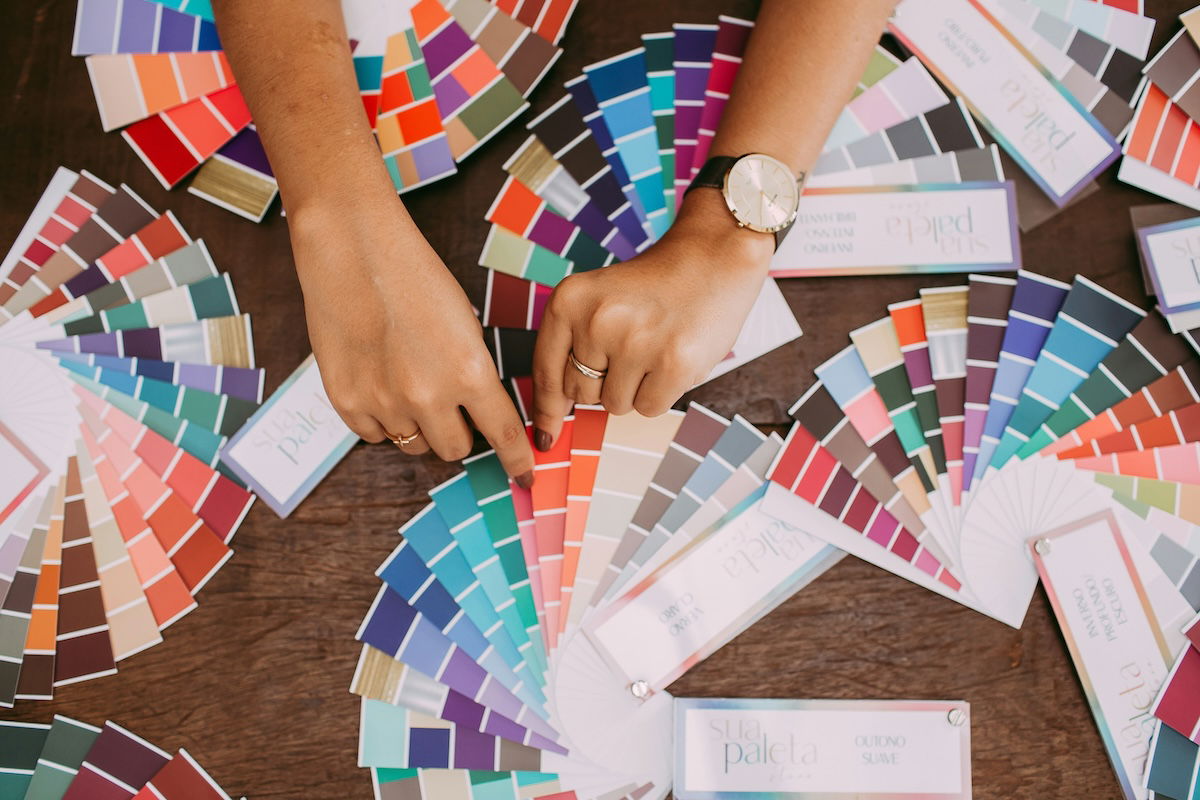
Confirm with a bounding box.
[515,471,535,490]
[534,429,553,452]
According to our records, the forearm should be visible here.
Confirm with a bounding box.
[210,0,418,237]
[669,0,896,260]
[708,0,898,175]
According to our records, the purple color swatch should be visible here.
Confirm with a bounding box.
[528,212,573,253]
[62,263,110,298]
[421,22,474,81]
[74,0,121,54]
[116,0,158,53]
[120,327,164,360]
[217,127,274,176]
[453,726,494,768]
[400,619,452,677]
[432,75,471,117]
[411,137,456,179]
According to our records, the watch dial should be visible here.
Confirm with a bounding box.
[726,154,800,232]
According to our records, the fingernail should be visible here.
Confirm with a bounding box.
[534,429,553,452]
[515,471,534,490]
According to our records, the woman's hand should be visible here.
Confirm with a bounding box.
[290,192,535,487]
[531,192,776,451]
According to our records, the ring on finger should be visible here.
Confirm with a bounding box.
[568,350,607,380]
[384,428,423,448]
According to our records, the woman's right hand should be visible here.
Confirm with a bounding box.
[289,193,535,488]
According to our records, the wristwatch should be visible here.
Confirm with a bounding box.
[686,153,805,250]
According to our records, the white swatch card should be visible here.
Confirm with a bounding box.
[673,698,973,799]
[219,354,358,517]
[890,0,1119,206]
[769,182,1020,277]
[1033,510,1176,800]
[586,491,844,691]
[714,279,803,381]
[1135,216,1200,315]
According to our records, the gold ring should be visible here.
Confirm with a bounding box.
[385,429,422,448]
[568,350,607,380]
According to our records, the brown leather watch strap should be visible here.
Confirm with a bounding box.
[686,155,740,194]
[773,219,794,252]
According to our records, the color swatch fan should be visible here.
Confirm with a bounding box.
[71,0,577,221]
[739,273,1200,798]
[0,167,260,706]
[756,272,1197,627]
[1,715,244,799]
[350,402,850,798]
[476,14,1026,337]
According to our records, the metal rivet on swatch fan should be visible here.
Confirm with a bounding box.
[1033,538,1052,556]
[630,680,651,699]
[947,708,967,727]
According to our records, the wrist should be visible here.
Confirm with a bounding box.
[668,188,777,271]
[286,154,421,241]
[285,165,400,223]
[287,188,428,288]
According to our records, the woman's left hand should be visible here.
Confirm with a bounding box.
[531,193,777,451]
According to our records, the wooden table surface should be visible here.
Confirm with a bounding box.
[1,1,1188,797]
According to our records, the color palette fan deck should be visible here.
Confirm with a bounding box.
[0,167,260,705]
[71,0,578,220]
[765,274,1200,800]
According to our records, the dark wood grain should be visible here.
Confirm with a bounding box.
[0,1,1186,798]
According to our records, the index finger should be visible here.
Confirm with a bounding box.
[531,308,574,452]
[466,383,536,488]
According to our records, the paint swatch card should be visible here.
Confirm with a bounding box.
[890,0,1120,206]
[673,698,972,800]
[188,126,279,222]
[1155,645,1200,745]
[1120,143,1200,219]
[586,492,843,692]
[0,166,80,288]
[769,183,1020,277]
[0,422,49,524]
[1144,29,1200,124]
[0,720,50,796]
[220,354,356,517]
[1145,719,1200,800]
[1131,204,1197,294]
[1032,510,1176,800]
[1120,81,1200,205]
[1136,216,1200,315]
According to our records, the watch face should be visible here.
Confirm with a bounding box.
[722,154,800,233]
